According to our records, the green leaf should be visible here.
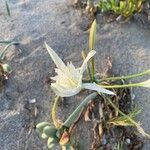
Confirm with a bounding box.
[5,0,11,16]
[43,126,57,138]
[89,19,97,81]
[63,92,98,127]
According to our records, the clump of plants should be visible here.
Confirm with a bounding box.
[36,20,150,149]
[98,0,144,18]
[82,0,147,23]
[0,41,18,85]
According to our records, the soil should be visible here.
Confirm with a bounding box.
[0,0,150,150]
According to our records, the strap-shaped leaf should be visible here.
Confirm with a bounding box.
[89,19,97,50]
[63,92,98,127]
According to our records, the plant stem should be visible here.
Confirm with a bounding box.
[99,82,146,89]
[63,92,98,128]
[91,58,95,82]
[82,50,92,81]
[99,70,150,81]
[51,96,62,129]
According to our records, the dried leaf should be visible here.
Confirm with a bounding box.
[59,131,70,146]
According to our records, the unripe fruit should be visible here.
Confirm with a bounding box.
[36,122,50,133]
[47,143,55,149]
[43,126,57,138]
[41,133,48,139]
[47,137,58,145]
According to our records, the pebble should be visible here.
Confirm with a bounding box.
[126,138,131,144]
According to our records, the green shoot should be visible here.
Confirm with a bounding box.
[89,19,97,82]
[0,40,14,44]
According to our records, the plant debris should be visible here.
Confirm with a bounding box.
[81,79,144,150]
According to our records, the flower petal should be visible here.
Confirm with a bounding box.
[67,62,80,81]
[45,43,67,71]
[80,50,96,75]
[55,68,78,87]
[138,79,150,88]
[51,83,82,97]
[83,83,115,95]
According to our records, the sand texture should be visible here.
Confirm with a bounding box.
[0,0,150,149]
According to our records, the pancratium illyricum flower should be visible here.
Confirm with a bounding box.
[45,43,115,97]
[138,79,150,88]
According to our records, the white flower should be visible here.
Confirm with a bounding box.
[45,43,115,97]
[138,79,150,88]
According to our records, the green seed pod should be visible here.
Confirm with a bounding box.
[43,126,57,138]
[36,122,50,133]
[56,127,65,138]
[47,143,56,149]
[47,137,59,145]
[1,63,12,74]
[41,133,48,139]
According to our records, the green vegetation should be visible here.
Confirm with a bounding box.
[98,0,144,17]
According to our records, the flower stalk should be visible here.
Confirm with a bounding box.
[99,79,150,89]
[81,50,92,81]
[52,96,62,129]
[99,70,150,81]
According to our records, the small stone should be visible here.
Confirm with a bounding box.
[101,135,107,145]
[126,138,131,144]
[29,98,36,104]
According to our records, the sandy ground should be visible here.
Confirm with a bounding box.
[0,0,150,149]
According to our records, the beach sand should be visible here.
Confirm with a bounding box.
[0,0,150,149]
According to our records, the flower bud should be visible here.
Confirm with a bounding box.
[139,79,150,88]
[1,64,12,74]
[47,143,55,149]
